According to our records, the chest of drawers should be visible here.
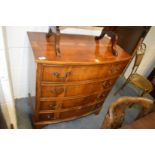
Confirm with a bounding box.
[28,32,131,128]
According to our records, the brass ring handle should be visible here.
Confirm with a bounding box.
[108,64,121,75]
[48,103,56,109]
[102,80,112,89]
[97,94,107,100]
[53,72,72,81]
[47,114,52,119]
[50,87,64,94]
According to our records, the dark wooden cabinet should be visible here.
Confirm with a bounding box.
[28,32,131,128]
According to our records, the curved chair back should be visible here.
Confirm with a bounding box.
[102,96,154,129]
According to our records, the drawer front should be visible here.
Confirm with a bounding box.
[39,94,98,111]
[40,78,117,98]
[42,66,69,82]
[41,62,127,82]
[41,85,65,97]
[62,94,98,109]
[38,104,96,122]
[39,113,55,121]
[40,101,57,111]
[59,104,96,119]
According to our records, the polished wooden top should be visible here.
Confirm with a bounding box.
[28,32,131,65]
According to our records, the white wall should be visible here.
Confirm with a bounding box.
[5,26,155,99]
[138,27,155,76]
[5,27,48,99]
[0,27,17,128]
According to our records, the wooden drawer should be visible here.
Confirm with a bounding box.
[61,94,98,109]
[39,104,97,122]
[42,65,70,82]
[40,78,117,98]
[41,85,65,97]
[39,94,98,111]
[40,101,57,111]
[39,113,55,121]
[41,62,127,82]
[59,104,96,119]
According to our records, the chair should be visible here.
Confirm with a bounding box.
[115,41,153,96]
[101,96,154,129]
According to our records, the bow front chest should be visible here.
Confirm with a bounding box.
[28,32,131,128]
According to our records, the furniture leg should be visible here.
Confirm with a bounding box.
[33,123,45,129]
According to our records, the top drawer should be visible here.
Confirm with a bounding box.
[41,62,127,82]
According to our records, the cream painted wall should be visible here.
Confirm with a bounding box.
[0,27,17,128]
[5,27,48,99]
[138,27,155,76]
[4,26,155,99]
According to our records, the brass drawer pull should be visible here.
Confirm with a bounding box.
[50,87,64,94]
[102,80,113,89]
[109,64,121,75]
[48,103,56,109]
[47,114,53,120]
[53,72,72,80]
[96,103,101,108]
[97,94,106,100]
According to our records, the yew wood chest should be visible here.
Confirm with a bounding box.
[28,32,131,128]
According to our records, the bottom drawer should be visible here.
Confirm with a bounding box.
[59,104,96,119]
[38,104,98,122]
[39,113,55,121]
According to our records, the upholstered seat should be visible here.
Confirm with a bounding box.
[129,73,153,91]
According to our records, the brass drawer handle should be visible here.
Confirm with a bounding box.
[50,87,64,94]
[109,64,121,75]
[48,103,56,109]
[102,80,113,89]
[53,72,71,80]
[96,103,101,108]
[47,114,53,120]
[97,94,106,100]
